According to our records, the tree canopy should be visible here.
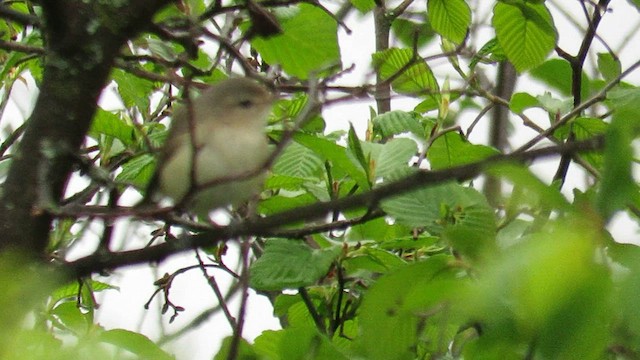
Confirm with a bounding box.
[1,0,640,359]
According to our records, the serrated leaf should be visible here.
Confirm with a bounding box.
[272,141,323,179]
[264,174,308,191]
[250,4,340,79]
[116,154,156,189]
[250,239,341,290]
[347,217,412,243]
[293,132,370,189]
[372,110,425,138]
[111,69,157,111]
[492,1,557,72]
[470,37,507,68]
[344,248,407,274]
[375,138,417,180]
[428,0,471,44]
[356,256,462,360]
[372,47,439,94]
[146,36,178,62]
[381,182,495,241]
[428,132,499,170]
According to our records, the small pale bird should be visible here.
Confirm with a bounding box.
[149,77,276,217]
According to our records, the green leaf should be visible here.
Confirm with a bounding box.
[347,123,369,179]
[382,182,496,245]
[50,302,91,334]
[414,93,461,113]
[116,154,156,189]
[355,256,463,360]
[344,247,407,274]
[350,0,376,12]
[264,174,307,191]
[470,37,506,69]
[509,92,539,113]
[428,0,471,44]
[372,110,426,138]
[596,108,640,220]
[99,329,174,360]
[254,330,283,359]
[250,239,341,291]
[347,217,412,243]
[89,109,136,145]
[250,4,340,79]
[259,193,318,215]
[487,163,570,210]
[536,92,572,115]
[279,326,349,360]
[215,337,258,360]
[554,117,607,168]
[374,138,417,180]
[597,53,621,82]
[530,59,590,97]
[293,132,370,189]
[492,1,557,72]
[272,142,323,179]
[372,47,439,94]
[111,69,157,111]
[605,86,640,109]
[391,17,436,48]
[466,222,610,359]
[428,132,499,170]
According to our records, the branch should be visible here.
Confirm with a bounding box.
[64,136,604,277]
[0,4,40,26]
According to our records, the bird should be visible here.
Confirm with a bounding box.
[148,77,276,217]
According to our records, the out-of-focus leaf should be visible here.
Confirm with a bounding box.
[391,17,436,48]
[465,220,611,359]
[99,329,174,360]
[355,255,464,360]
[372,47,439,94]
[250,4,340,79]
[428,132,499,169]
[250,239,341,291]
[530,59,590,97]
[597,52,621,82]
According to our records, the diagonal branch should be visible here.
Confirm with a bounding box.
[65,135,604,278]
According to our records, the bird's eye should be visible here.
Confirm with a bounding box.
[238,99,254,108]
